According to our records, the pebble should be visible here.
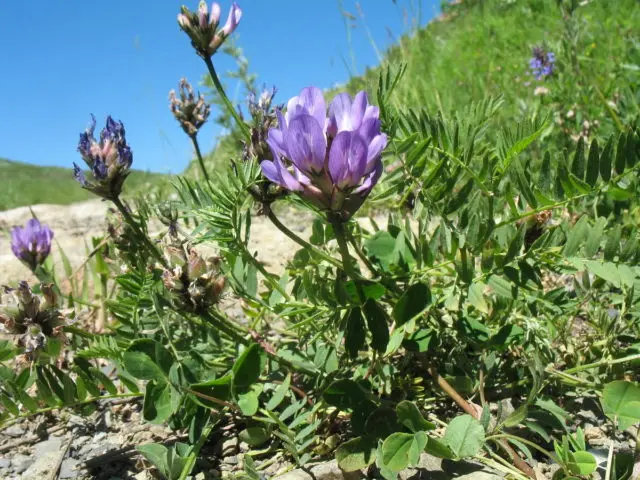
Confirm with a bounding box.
[59,458,81,479]
[10,453,34,474]
[223,455,238,466]
[34,436,64,456]
[3,425,25,437]
[0,458,11,469]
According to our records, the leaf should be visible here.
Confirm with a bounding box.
[323,379,370,411]
[345,308,366,358]
[239,426,270,447]
[601,380,640,430]
[402,328,435,352]
[396,401,436,433]
[504,225,525,264]
[336,436,377,472]
[266,373,291,410]
[365,231,397,268]
[123,351,166,382]
[563,216,589,257]
[381,431,427,472]
[143,381,173,424]
[567,450,597,476]
[571,136,585,179]
[604,225,621,261]
[365,407,401,439]
[363,299,390,353]
[190,374,233,407]
[501,404,528,428]
[467,282,489,314]
[237,385,262,416]
[233,343,266,391]
[585,138,600,186]
[137,443,169,478]
[489,325,524,349]
[599,136,614,181]
[393,282,431,325]
[443,415,485,459]
[424,436,454,459]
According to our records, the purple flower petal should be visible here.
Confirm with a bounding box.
[328,131,367,189]
[298,87,326,129]
[328,92,353,134]
[354,159,383,195]
[260,158,303,192]
[350,91,368,131]
[365,133,387,173]
[284,114,327,174]
[221,2,242,36]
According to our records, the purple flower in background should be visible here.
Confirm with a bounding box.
[178,2,242,58]
[259,87,387,221]
[10,219,54,271]
[74,115,133,200]
[529,46,555,80]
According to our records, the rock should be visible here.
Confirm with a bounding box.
[0,457,11,469]
[59,458,81,479]
[10,454,34,474]
[3,425,25,437]
[34,436,64,456]
[20,451,62,477]
[275,460,363,480]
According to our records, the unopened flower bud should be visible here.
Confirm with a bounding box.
[178,2,242,58]
[11,219,54,272]
[169,78,210,137]
[187,249,208,280]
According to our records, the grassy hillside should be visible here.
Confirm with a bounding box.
[199,0,639,170]
[0,158,168,211]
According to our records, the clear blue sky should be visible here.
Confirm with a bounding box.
[1,0,439,173]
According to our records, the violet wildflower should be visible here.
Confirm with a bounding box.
[74,115,133,200]
[169,78,211,137]
[259,87,388,221]
[529,46,555,80]
[10,218,54,271]
[178,1,242,58]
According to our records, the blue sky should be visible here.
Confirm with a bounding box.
[1,1,439,173]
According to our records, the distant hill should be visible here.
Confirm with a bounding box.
[0,158,168,211]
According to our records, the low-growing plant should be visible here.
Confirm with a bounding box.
[1,1,639,479]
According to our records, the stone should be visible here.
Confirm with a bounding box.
[10,454,34,474]
[34,436,64,456]
[20,451,62,477]
[275,460,363,480]
[59,458,81,479]
[0,458,11,469]
[3,426,25,437]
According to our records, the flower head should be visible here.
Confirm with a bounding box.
[259,87,387,221]
[0,282,68,357]
[169,78,211,137]
[243,86,282,161]
[529,46,555,80]
[74,115,133,200]
[178,2,242,58]
[11,218,54,271]
[162,243,225,312]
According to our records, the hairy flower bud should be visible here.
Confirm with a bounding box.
[0,282,69,357]
[178,2,242,58]
[162,243,225,312]
[169,78,210,137]
[529,46,555,80]
[243,86,281,162]
[74,115,133,200]
[10,218,54,271]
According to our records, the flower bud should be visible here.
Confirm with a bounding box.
[187,249,207,280]
[74,115,133,200]
[178,2,242,58]
[169,78,210,137]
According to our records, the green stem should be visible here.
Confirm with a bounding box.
[0,392,141,429]
[179,418,217,480]
[486,433,559,464]
[112,197,168,268]
[203,56,251,140]
[561,353,640,375]
[331,219,359,279]
[190,134,211,184]
[266,210,342,268]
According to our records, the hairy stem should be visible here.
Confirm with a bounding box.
[267,210,342,268]
[203,56,251,140]
[112,197,168,268]
[190,134,211,184]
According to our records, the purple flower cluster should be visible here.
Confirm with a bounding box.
[260,87,387,220]
[529,46,555,80]
[178,1,242,58]
[74,115,133,200]
[10,218,54,271]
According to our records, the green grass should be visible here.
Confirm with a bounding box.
[0,158,169,211]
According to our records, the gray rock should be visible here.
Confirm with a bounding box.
[10,454,34,474]
[34,436,64,456]
[222,455,238,465]
[59,458,81,479]
[0,457,11,469]
[3,426,25,437]
[94,431,108,442]
[276,460,363,480]
[19,451,62,477]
